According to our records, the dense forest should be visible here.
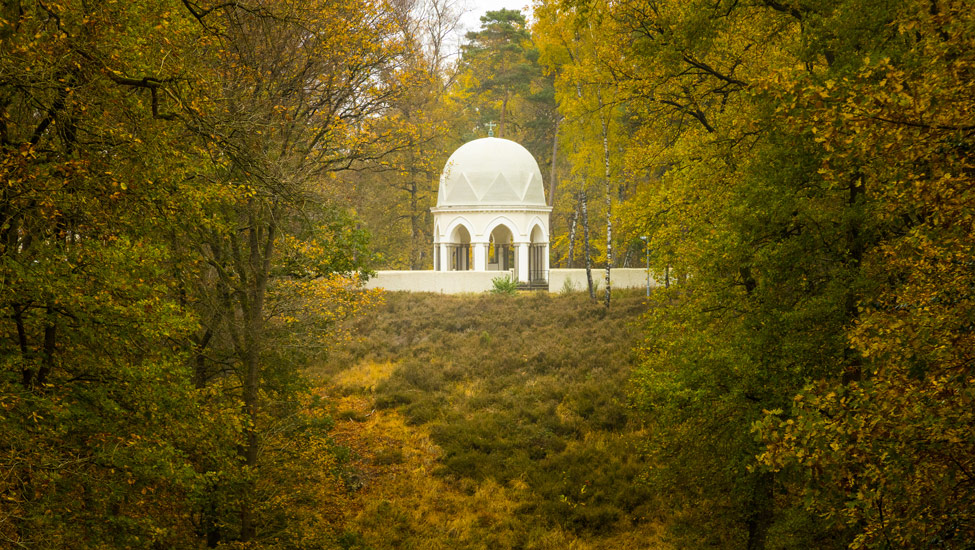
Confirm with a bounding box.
[1,0,973,549]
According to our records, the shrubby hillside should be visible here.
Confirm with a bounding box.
[315,290,668,549]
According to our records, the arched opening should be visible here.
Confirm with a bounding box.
[529,224,547,283]
[448,224,471,271]
[488,224,514,271]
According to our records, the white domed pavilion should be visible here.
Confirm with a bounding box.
[432,137,551,285]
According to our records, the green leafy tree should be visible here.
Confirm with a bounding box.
[460,9,534,139]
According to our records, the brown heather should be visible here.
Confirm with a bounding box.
[313,289,671,550]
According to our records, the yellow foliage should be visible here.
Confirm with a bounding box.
[270,273,385,352]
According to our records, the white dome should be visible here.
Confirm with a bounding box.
[437,137,546,207]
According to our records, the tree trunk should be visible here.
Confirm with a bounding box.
[567,204,579,268]
[842,174,866,383]
[600,106,612,309]
[14,304,31,387]
[499,91,508,138]
[192,328,213,389]
[239,305,261,541]
[37,305,56,388]
[745,472,774,550]
[409,177,420,270]
[238,210,276,543]
[548,116,560,207]
[581,189,594,300]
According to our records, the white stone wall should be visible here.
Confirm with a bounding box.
[364,268,660,294]
[363,270,514,294]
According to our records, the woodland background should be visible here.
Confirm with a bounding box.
[1,0,973,549]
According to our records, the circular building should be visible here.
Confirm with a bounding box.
[432,137,551,285]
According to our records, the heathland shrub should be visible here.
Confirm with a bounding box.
[318,290,654,542]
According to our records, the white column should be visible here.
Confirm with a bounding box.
[543,242,550,281]
[516,242,529,282]
[439,243,449,271]
[473,242,487,271]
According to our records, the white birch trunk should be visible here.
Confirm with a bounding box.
[581,188,594,300]
[598,93,613,308]
[567,203,579,268]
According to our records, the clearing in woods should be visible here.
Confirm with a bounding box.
[313,290,670,550]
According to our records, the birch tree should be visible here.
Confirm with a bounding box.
[534,1,627,304]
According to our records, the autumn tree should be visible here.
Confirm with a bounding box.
[0,1,222,546]
[753,0,975,546]
[167,0,406,542]
[534,2,632,304]
[343,0,467,270]
[536,0,975,547]
[1,0,407,547]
